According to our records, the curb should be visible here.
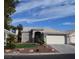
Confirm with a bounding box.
[4,52,74,56]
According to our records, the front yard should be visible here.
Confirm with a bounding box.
[5,43,58,53]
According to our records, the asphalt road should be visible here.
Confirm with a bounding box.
[5,54,75,59]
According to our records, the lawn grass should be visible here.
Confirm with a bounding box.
[15,43,37,48]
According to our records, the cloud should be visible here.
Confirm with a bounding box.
[34,5,74,18]
[12,5,74,24]
[11,0,75,24]
[62,22,75,25]
[12,16,59,24]
[14,0,74,14]
[14,0,43,14]
[12,14,73,24]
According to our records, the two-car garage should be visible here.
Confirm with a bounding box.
[45,34,66,44]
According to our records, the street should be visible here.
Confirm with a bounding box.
[5,54,75,59]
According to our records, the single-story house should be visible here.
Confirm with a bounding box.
[21,27,68,44]
[4,27,75,45]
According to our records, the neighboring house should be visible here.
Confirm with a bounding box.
[66,31,75,45]
[4,29,16,46]
[21,27,67,44]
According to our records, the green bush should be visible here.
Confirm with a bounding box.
[6,34,16,49]
[6,43,15,49]
[38,39,44,45]
[38,33,45,45]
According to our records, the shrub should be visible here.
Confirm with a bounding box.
[38,39,44,45]
[6,34,16,49]
[6,43,15,49]
[34,32,45,45]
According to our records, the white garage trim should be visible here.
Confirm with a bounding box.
[46,35,65,44]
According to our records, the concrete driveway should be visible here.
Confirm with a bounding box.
[49,44,75,54]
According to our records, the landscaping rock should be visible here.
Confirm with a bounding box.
[13,51,20,54]
[29,49,34,53]
[13,51,17,54]
[5,49,11,53]
[35,49,39,52]
[19,48,24,51]
[51,49,55,52]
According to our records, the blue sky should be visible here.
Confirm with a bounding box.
[11,0,75,31]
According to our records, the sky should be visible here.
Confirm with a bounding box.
[11,0,75,31]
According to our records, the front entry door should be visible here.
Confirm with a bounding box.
[34,32,41,43]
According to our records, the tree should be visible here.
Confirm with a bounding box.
[29,29,33,42]
[4,0,19,30]
[17,24,23,30]
[4,0,19,48]
[17,24,23,42]
[10,25,17,33]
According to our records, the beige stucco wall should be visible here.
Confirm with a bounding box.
[22,32,29,43]
[69,32,75,44]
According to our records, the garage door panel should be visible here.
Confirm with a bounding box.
[46,35,65,44]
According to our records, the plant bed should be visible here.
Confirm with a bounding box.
[4,43,58,53]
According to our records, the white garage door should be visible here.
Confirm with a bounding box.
[46,35,65,44]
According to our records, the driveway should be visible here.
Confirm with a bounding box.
[49,44,75,54]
